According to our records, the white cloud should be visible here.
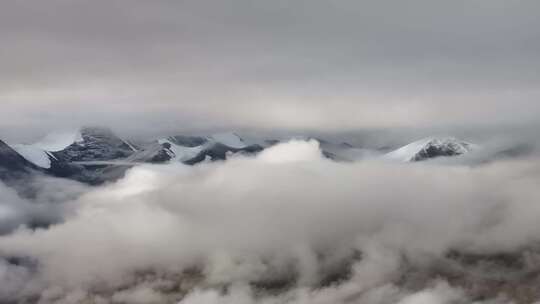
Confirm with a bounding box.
[2,141,540,302]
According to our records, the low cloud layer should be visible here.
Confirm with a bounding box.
[0,176,86,235]
[1,0,540,137]
[2,140,540,303]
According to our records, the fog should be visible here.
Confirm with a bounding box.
[2,140,540,303]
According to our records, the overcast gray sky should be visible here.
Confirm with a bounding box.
[1,0,539,139]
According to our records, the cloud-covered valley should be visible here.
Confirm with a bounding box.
[3,140,540,303]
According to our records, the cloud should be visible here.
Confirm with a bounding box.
[0,183,28,233]
[0,176,87,235]
[395,282,464,304]
[1,141,540,302]
[257,139,323,163]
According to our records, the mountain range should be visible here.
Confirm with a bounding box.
[1,127,517,187]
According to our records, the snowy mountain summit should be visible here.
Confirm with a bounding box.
[53,127,136,162]
[385,137,476,162]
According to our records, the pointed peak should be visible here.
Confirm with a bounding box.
[385,137,476,162]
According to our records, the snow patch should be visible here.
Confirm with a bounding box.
[158,138,204,162]
[6,129,84,168]
[385,138,436,162]
[122,140,138,152]
[10,144,52,169]
[209,132,246,148]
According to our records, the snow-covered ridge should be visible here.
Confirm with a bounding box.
[9,144,55,169]
[208,132,246,148]
[385,137,477,162]
[156,132,248,163]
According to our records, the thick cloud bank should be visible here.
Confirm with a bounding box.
[2,140,540,303]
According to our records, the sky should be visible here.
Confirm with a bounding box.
[1,0,540,139]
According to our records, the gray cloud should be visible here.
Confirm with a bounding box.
[0,176,88,234]
[1,0,540,138]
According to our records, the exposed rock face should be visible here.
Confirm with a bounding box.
[52,127,135,162]
[167,135,208,147]
[183,143,264,165]
[411,138,474,161]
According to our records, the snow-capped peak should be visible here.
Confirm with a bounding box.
[385,137,476,162]
[208,132,247,148]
